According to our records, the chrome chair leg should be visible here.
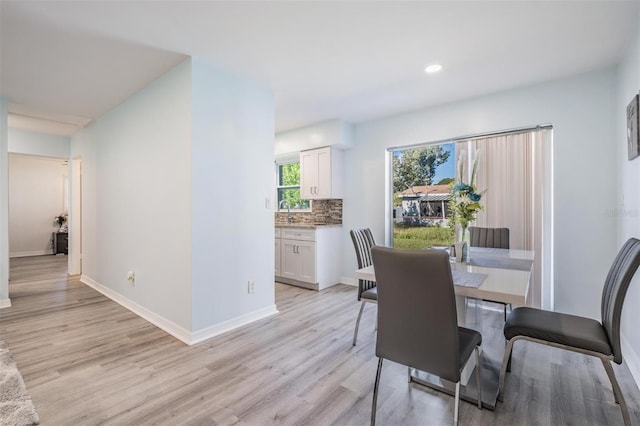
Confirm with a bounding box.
[407,367,412,383]
[497,338,516,402]
[601,358,631,426]
[371,358,383,426]
[453,381,460,426]
[475,346,482,409]
[353,301,366,346]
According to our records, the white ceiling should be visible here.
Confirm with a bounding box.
[1,1,639,136]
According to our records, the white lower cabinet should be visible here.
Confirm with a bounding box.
[275,226,342,290]
[274,238,281,277]
[281,239,316,283]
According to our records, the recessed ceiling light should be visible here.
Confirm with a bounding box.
[425,64,443,74]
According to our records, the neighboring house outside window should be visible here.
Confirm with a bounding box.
[276,161,310,210]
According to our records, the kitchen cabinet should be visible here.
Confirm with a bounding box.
[300,147,343,199]
[275,230,282,277]
[275,226,342,291]
[281,239,316,283]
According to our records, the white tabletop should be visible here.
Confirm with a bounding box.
[355,248,533,306]
[469,246,535,261]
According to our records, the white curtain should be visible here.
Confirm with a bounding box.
[456,129,552,308]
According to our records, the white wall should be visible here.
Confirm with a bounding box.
[8,128,70,159]
[343,68,618,322]
[190,58,276,333]
[72,59,193,333]
[71,58,277,343]
[617,6,640,385]
[0,97,9,308]
[275,119,353,158]
[8,155,68,257]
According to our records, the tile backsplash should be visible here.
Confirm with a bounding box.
[275,199,343,225]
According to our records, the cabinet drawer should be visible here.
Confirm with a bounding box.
[280,228,315,241]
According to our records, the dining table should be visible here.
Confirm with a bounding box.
[355,246,533,320]
[355,245,535,410]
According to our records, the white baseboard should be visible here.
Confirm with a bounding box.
[622,334,640,388]
[190,304,279,345]
[341,277,358,287]
[81,274,192,344]
[10,250,51,258]
[81,274,279,346]
[0,299,11,309]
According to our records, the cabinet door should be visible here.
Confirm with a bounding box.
[54,232,68,255]
[300,150,318,199]
[297,240,317,283]
[315,147,332,199]
[275,238,281,277]
[280,239,299,280]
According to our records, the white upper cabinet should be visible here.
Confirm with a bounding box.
[300,147,343,199]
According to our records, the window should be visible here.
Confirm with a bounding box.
[276,161,310,210]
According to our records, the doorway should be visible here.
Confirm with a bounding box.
[68,157,82,275]
[8,154,69,259]
[7,154,82,289]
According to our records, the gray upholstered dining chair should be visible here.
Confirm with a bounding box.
[350,228,377,346]
[498,238,640,426]
[469,226,510,249]
[469,226,511,320]
[370,246,482,426]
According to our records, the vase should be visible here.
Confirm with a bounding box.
[457,225,470,262]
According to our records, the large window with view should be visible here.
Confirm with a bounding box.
[392,144,455,249]
[277,162,310,210]
[389,127,553,309]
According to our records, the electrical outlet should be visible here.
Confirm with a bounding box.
[248,280,256,294]
[128,271,135,284]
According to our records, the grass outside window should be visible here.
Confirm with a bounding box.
[393,225,455,250]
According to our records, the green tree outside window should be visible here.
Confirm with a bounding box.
[277,162,310,210]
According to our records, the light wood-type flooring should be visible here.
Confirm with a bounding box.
[1,255,639,425]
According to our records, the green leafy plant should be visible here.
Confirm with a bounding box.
[54,213,67,227]
[449,151,484,231]
[279,162,309,209]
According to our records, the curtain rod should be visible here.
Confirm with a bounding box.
[387,124,553,152]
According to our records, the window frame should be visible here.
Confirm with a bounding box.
[276,159,311,212]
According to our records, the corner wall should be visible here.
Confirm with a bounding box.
[72,59,193,336]
[0,97,9,308]
[190,58,276,338]
[617,4,640,385]
[72,58,277,344]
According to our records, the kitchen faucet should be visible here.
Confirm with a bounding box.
[279,199,292,224]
